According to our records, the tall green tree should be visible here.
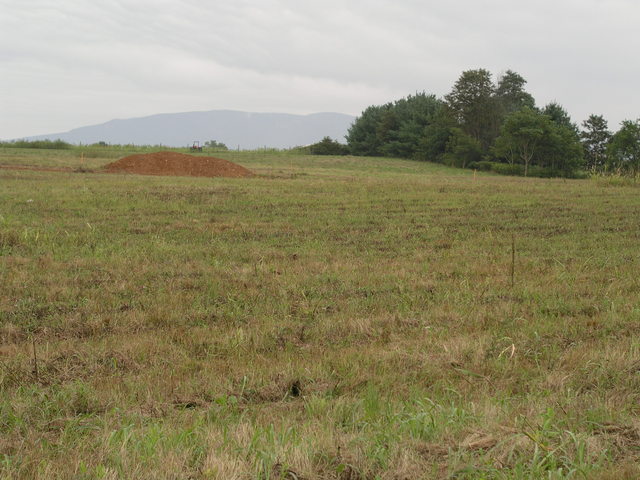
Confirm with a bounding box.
[495,70,535,114]
[607,120,640,173]
[580,114,611,171]
[542,102,578,133]
[537,123,584,173]
[444,69,501,150]
[416,106,456,162]
[493,107,550,176]
[494,107,583,176]
[442,128,482,168]
[393,93,442,158]
[538,103,583,172]
[375,105,399,150]
[347,93,442,158]
[346,105,388,156]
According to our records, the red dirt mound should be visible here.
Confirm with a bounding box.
[103,151,253,178]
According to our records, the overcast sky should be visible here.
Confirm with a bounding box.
[1,0,638,139]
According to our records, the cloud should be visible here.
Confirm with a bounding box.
[1,0,639,138]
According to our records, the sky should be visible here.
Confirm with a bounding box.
[1,0,639,139]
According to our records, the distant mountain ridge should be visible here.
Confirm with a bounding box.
[22,110,356,149]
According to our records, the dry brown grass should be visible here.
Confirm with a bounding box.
[2,150,640,478]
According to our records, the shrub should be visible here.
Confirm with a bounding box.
[308,137,350,155]
[1,139,73,149]
[469,161,494,171]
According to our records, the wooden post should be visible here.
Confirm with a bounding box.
[32,337,39,382]
[511,233,515,288]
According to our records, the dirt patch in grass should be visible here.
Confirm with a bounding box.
[103,151,253,178]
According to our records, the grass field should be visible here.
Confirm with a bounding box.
[1,147,640,479]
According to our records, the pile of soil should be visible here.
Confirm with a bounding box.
[103,151,252,178]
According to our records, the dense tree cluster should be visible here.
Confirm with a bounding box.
[346,69,640,177]
[581,115,610,171]
[347,93,442,159]
[607,120,640,173]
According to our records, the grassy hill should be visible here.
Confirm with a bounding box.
[1,148,639,479]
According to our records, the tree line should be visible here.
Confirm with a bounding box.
[0,139,73,149]
[344,69,640,177]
